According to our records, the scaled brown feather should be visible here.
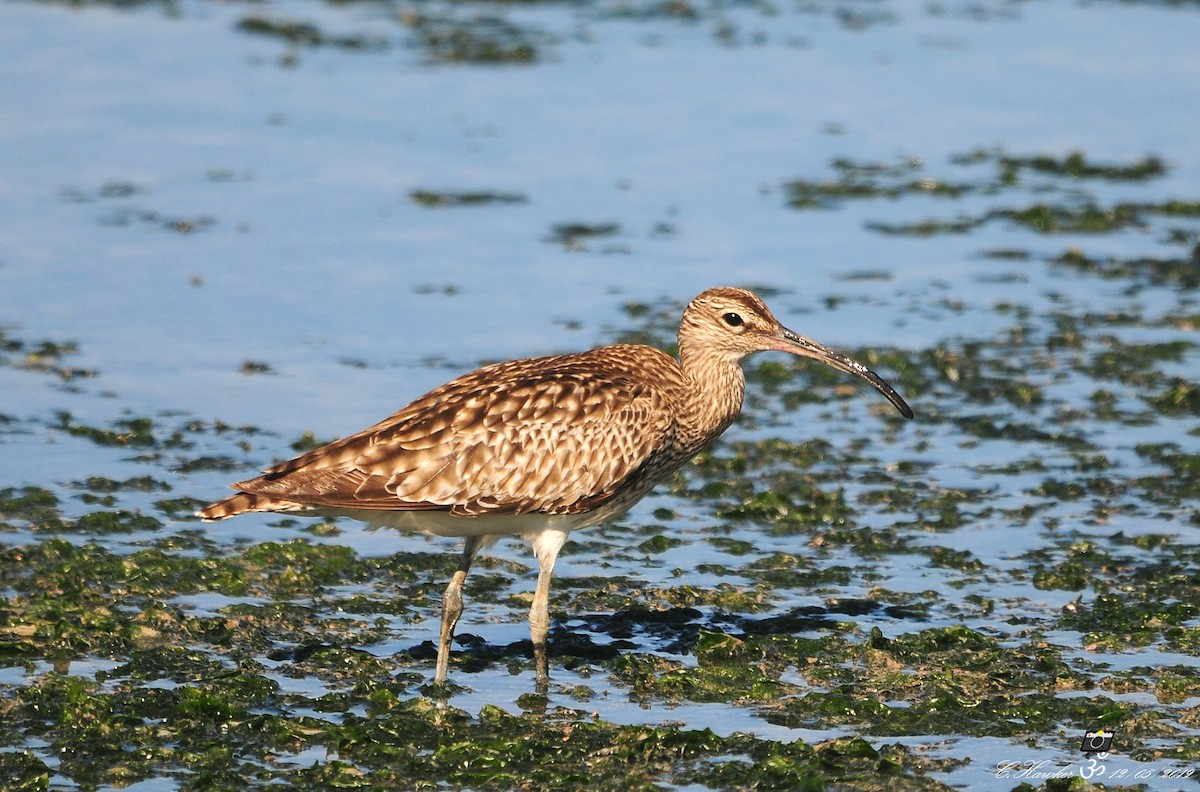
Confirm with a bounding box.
[227,345,684,516]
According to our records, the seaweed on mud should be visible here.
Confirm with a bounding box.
[0,331,95,381]
[785,149,1200,249]
[237,16,390,51]
[403,12,546,64]
[410,189,529,207]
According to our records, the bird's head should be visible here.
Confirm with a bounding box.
[680,286,913,419]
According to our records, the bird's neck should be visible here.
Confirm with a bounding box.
[677,343,747,445]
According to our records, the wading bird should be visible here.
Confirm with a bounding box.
[199,287,913,688]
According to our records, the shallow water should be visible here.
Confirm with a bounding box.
[2,0,1200,789]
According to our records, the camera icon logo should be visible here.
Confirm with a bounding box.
[1080,729,1114,754]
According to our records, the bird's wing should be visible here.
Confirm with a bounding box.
[233,349,682,515]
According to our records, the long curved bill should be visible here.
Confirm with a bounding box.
[770,327,914,419]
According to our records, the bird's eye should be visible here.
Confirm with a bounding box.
[722,312,744,327]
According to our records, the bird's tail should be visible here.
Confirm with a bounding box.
[196,491,280,521]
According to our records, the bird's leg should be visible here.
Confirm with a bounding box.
[530,558,553,692]
[436,535,482,684]
[527,529,570,693]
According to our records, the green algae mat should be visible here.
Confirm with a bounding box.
[3,178,1199,785]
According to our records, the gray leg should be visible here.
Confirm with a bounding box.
[530,556,553,691]
[435,535,482,684]
[527,529,569,693]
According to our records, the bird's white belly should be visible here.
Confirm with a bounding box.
[313,506,606,541]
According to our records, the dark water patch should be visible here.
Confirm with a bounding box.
[596,0,709,23]
[546,221,622,250]
[98,205,216,233]
[431,629,626,676]
[998,151,1166,182]
[174,454,248,474]
[53,412,168,449]
[232,5,549,67]
[412,282,463,297]
[410,189,528,207]
[404,12,545,64]
[780,149,1041,211]
[0,330,94,382]
[237,15,390,51]
[785,148,1200,245]
[239,359,274,375]
[68,475,171,494]
[785,155,970,210]
[990,202,1147,235]
[980,247,1033,260]
[1053,245,1200,290]
[43,412,280,482]
[288,431,335,452]
[205,418,272,438]
[869,200,1198,237]
[206,168,253,183]
[59,176,225,237]
[58,181,142,202]
[973,270,1028,285]
[560,601,928,660]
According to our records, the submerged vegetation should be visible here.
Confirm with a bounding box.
[3,208,1199,784]
[786,149,1200,239]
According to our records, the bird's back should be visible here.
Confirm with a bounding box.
[199,343,692,521]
